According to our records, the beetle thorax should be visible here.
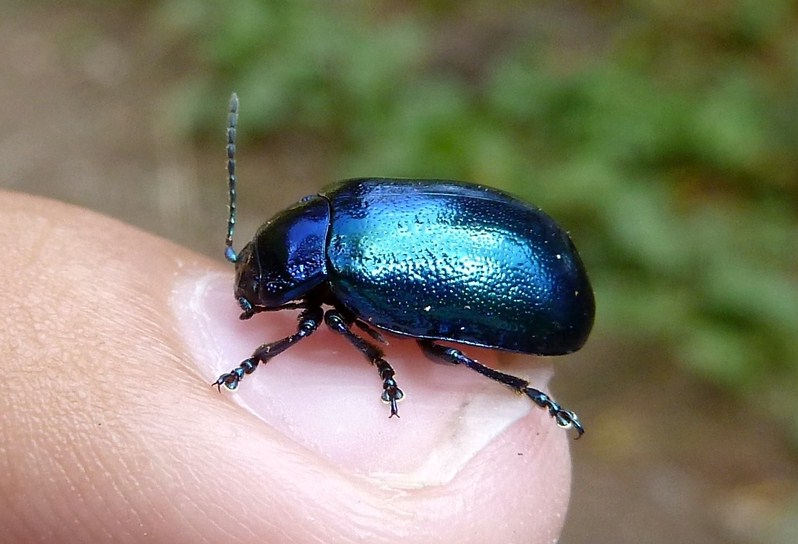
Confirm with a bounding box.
[234,196,331,309]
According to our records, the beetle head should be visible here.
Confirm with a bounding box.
[233,196,331,312]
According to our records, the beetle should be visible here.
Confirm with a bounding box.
[214,93,594,437]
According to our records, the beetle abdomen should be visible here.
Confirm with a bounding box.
[323,179,594,355]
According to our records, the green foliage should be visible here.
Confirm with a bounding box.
[151,1,798,439]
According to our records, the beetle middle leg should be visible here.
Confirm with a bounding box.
[418,340,584,437]
[324,309,404,417]
[213,306,324,391]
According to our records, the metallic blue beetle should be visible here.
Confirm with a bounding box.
[215,94,594,437]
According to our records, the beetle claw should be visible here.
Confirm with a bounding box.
[382,385,404,418]
[211,373,239,391]
[554,409,584,438]
[524,388,584,439]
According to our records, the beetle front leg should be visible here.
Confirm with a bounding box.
[324,310,404,417]
[418,340,584,438]
[213,306,324,391]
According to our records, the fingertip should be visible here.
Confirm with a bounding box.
[175,270,573,543]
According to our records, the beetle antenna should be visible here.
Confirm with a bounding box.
[225,92,240,263]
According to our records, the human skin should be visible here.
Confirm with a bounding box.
[0,191,572,544]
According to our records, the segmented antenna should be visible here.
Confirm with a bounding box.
[225,93,240,263]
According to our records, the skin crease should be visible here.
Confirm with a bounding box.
[0,190,572,544]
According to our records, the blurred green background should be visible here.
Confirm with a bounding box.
[1,1,796,542]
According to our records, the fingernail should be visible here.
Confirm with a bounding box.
[174,270,556,487]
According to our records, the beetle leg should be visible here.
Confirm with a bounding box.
[417,340,584,438]
[324,310,404,417]
[212,306,324,391]
[354,320,388,345]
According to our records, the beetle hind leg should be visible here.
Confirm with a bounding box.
[324,310,404,417]
[417,340,584,438]
[212,306,323,391]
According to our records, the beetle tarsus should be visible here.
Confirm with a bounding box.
[418,339,585,438]
[212,359,256,390]
[524,388,584,438]
[377,358,404,417]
